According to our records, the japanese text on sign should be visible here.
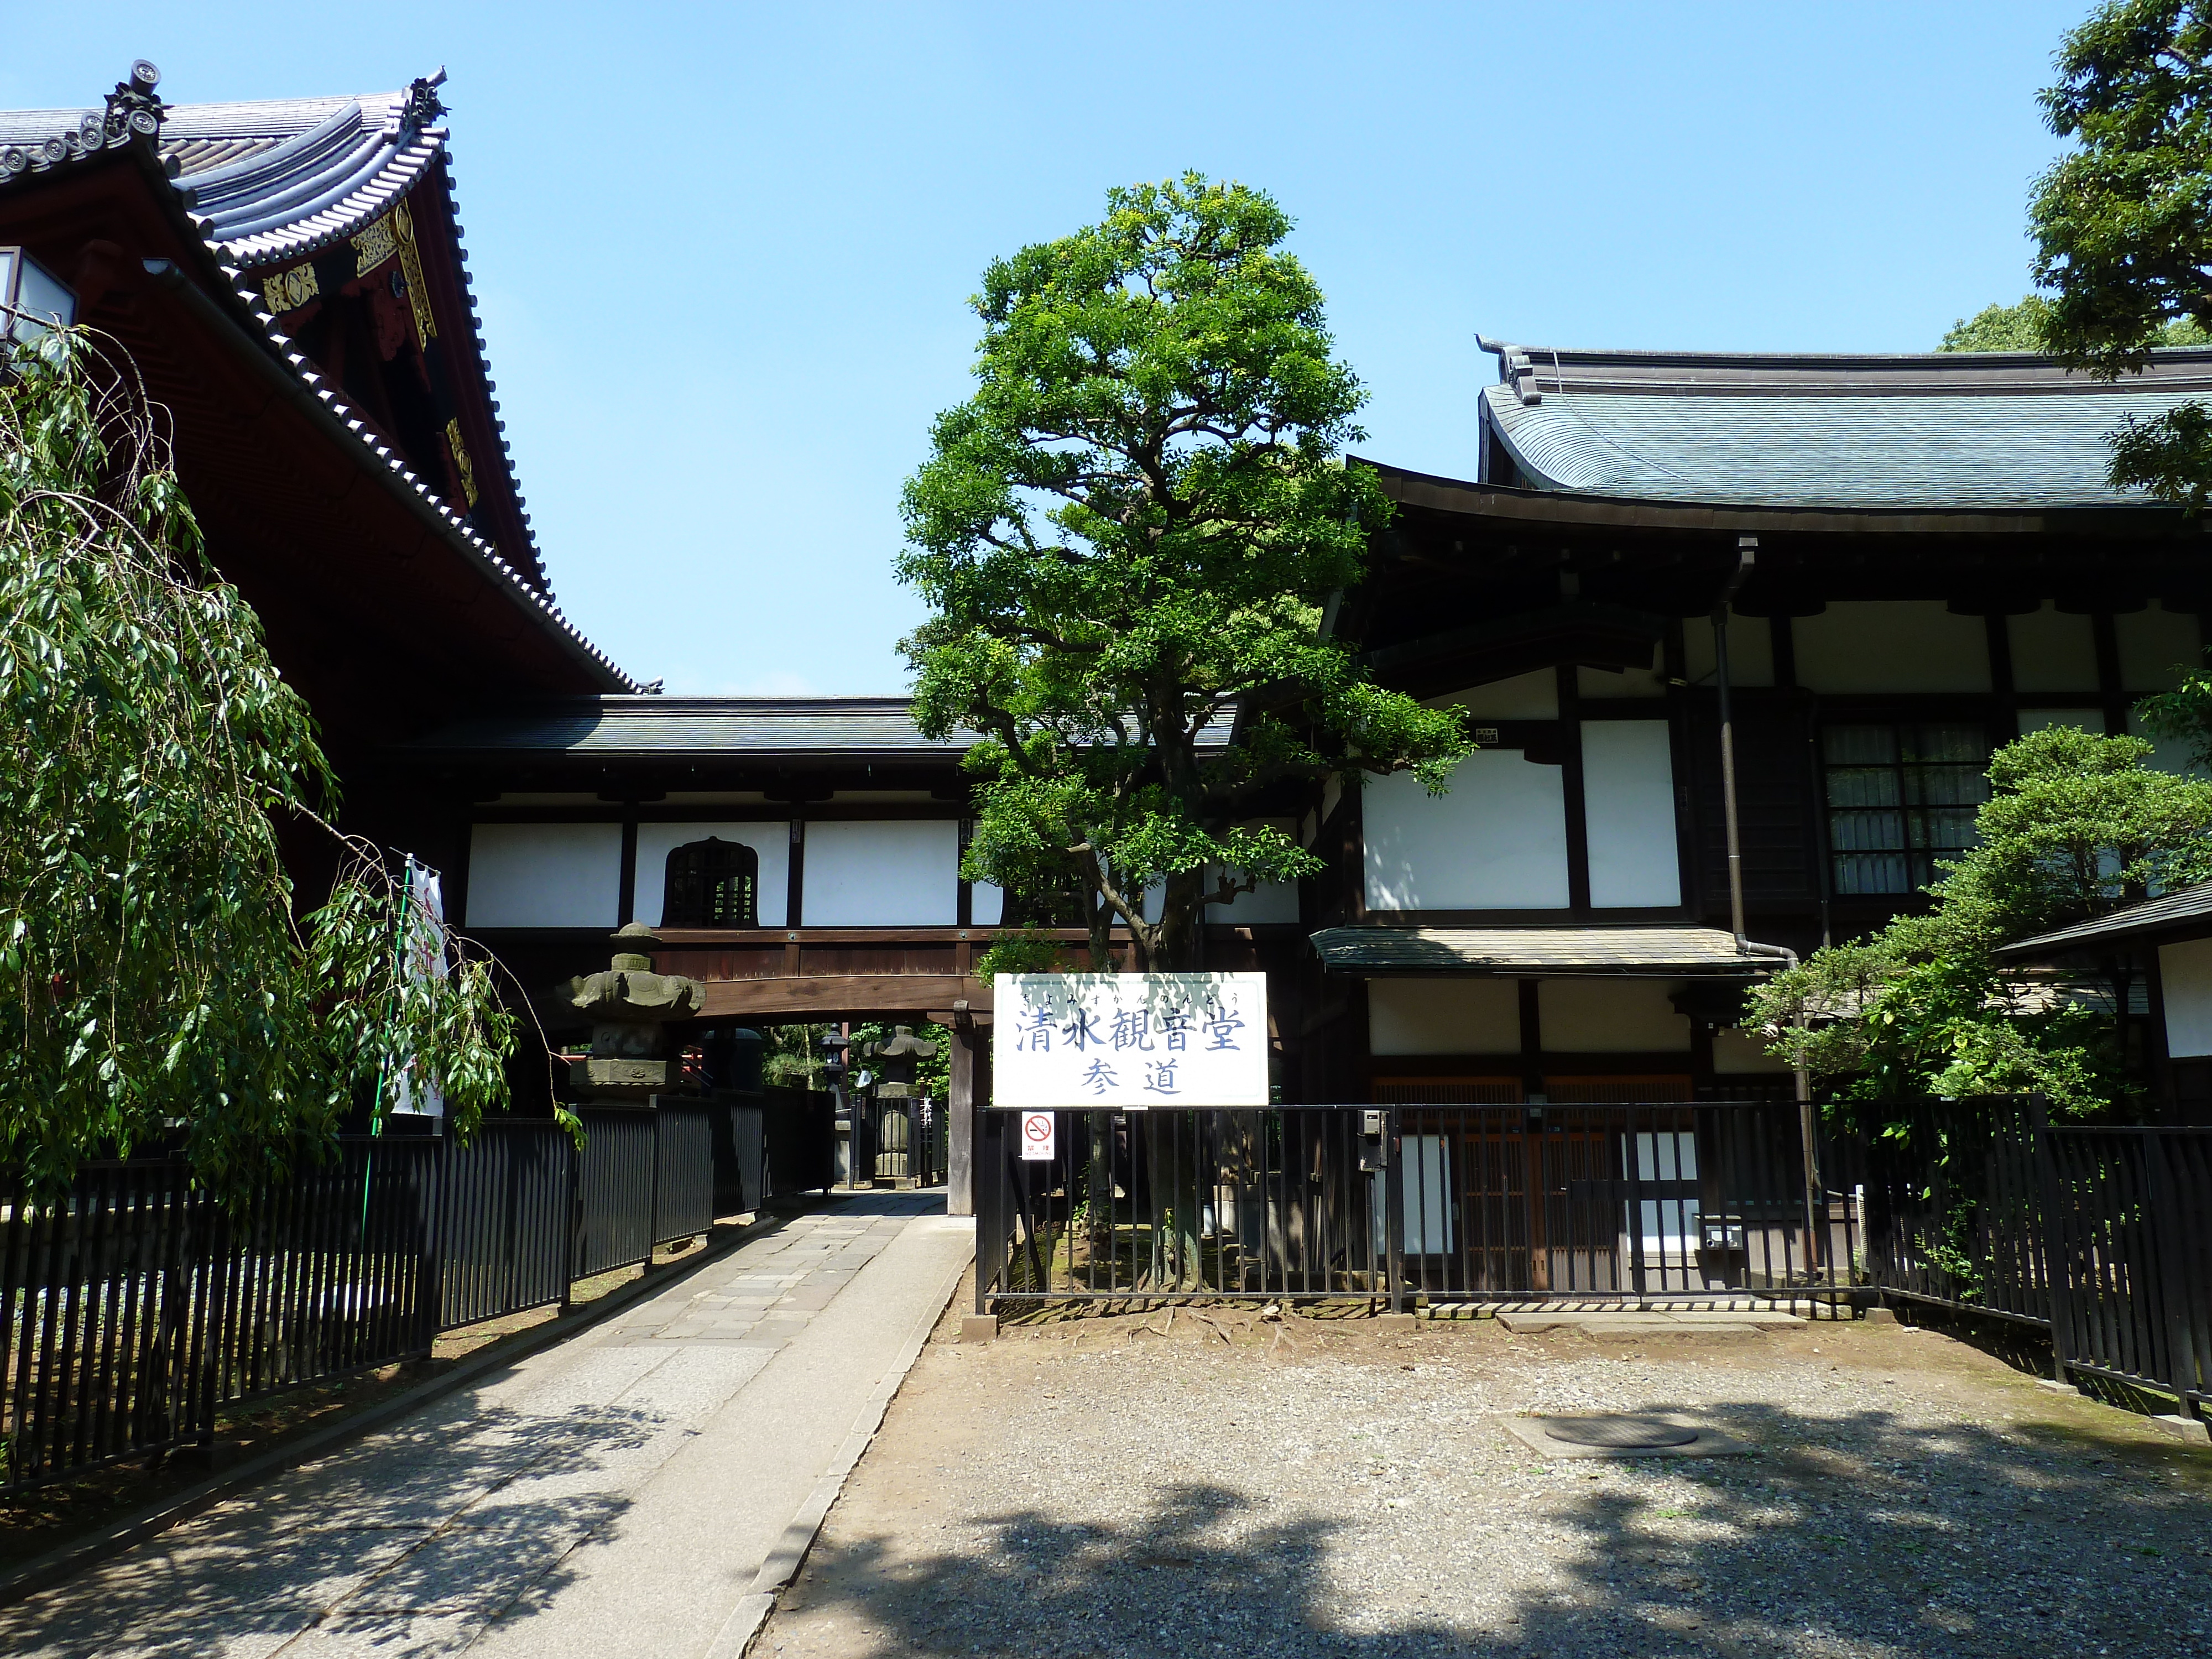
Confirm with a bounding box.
[992,973,1268,1109]
[1019,1112,1056,1160]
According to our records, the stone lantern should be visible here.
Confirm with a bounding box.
[555,924,704,1106]
[859,1025,938,1186]
[862,1025,938,1099]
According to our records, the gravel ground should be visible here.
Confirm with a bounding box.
[758,1299,2211,1658]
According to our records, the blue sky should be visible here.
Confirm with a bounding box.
[8,3,2090,695]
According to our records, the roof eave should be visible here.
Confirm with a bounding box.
[1354,455,2189,536]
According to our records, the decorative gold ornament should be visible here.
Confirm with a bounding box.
[351,198,437,351]
[260,260,319,315]
[445,416,479,507]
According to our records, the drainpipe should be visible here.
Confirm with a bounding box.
[1735,936,1825,1290]
[1715,538,1826,1289]
[1714,537,1756,952]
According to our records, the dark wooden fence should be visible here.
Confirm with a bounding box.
[852,1098,950,1190]
[977,1099,2212,1423]
[1,1095,830,1492]
[976,1102,1846,1312]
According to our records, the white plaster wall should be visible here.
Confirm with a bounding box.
[1427,669,1558,720]
[465,822,623,930]
[1714,1029,1794,1074]
[1209,874,1302,924]
[632,821,790,927]
[1581,721,1682,907]
[1682,610,1775,688]
[2161,937,2212,1057]
[2008,604,2100,692]
[1578,644,1665,700]
[802,820,961,926]
[971,883,1005,926]
[1791,602,1991,694]
[2127,709,2199,776]
[1367,978,1522,1055]
[2117,607,2201,692]
[2019,708,2106,736]
[1363,752,1571,910]
[1537,979,1691,1053]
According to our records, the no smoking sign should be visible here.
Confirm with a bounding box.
[1019,1111,1056,1161]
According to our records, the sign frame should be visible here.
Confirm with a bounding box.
[990,972,1269,1110]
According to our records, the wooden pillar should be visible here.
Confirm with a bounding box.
[948,1010,990,1215]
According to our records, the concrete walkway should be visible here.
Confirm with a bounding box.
[0,1194,973,1659]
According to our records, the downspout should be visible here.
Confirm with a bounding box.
[1715,536,1825,1288]
[1714,536,1756,952]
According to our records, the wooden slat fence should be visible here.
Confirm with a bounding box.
[0,1098,808,1492]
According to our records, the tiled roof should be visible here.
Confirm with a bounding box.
[410,697,1241,760]
[0,65,637,692]
[162,92,442,264]
[1478,338,2212,512]
[1311,926,1771,977]
[1996,884,2212,958]
[409,698,982,759]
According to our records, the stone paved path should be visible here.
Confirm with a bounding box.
[0,1194,972,1659]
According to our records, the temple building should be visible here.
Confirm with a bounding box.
[8,65,2211,1178]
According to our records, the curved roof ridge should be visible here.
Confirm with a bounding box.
[181,100,364,206]
[0,62,643,691]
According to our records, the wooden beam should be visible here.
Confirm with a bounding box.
[692,973,994,1021]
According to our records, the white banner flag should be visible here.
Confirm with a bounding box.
[992,973,1268,1109]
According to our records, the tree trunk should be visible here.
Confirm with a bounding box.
[1140,873,1207,1288]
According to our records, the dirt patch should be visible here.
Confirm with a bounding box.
[760,1298,2212,1658]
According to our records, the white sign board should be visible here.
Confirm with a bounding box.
[1019,1111,1057,1160]
[992,973,1269,1109]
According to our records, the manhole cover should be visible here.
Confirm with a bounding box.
[1541,1415,1699,1449]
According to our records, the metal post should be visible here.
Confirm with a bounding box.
[1385,1107,1406,1314]
[1797,1066,1823,1295]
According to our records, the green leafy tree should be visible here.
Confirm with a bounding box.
[1,330,519,1193]
[1937,294,2203,353]
[1750,728,2212,1118]
[898,173,1472,980]
[2030,0,2212,503]
[1939,295,2056,351]
[761,1024,834,1089]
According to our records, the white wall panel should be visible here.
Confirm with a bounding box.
[1580,721,1682,907]
[1578,654,1666,699]
[1367,978,1522,1055]
[1714,1030,1793,1074]
[971,882,1005,926]
[1791,602,1990,693]
[1363,753,1570,911]
[1537,979,1690,1053]
[2117,607,2201,691]
[2008,604,2099,692]
[1682,609,1775,688]
[802,820,960,926]
[1209,874,1302,924]
[632,821,790,927]
[2019,708,2106,736]
[1428,669,1558,719]
[465,822,623,930]
[2128,709,2200,776]
[2160,937,2212,1057]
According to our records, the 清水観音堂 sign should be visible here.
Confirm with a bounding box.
[991,973,1267,1109]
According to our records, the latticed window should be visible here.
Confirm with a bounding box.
[1823,723,1989,895]
[662,837,758,927]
